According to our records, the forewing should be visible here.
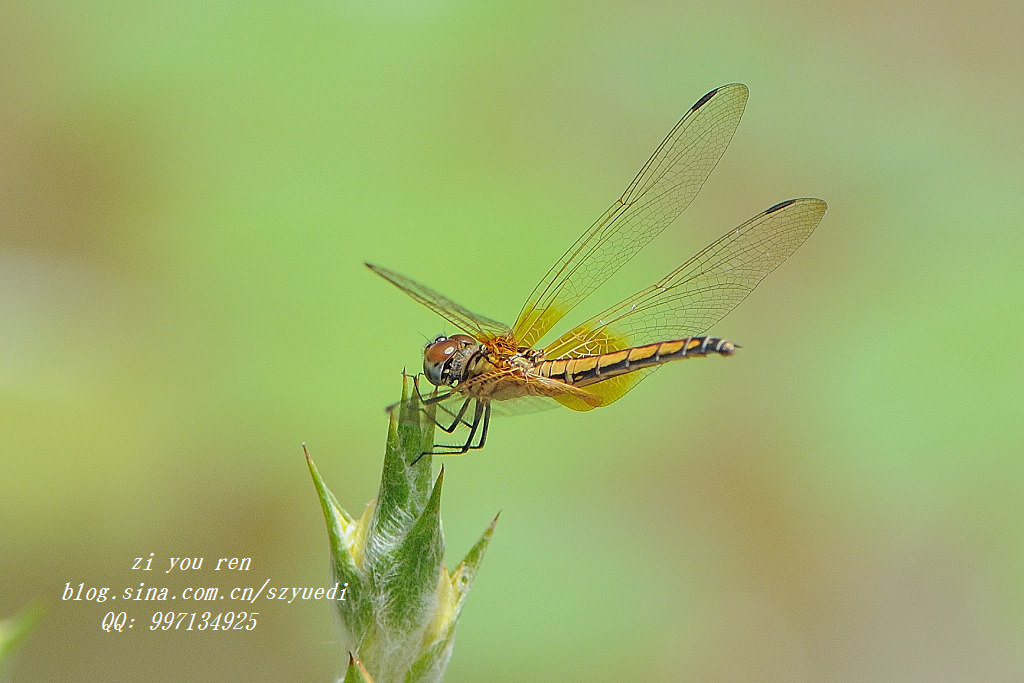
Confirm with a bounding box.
[418,388,564,420]
[544,198,827,359]
[366,262,510,340]
[487,395,560,417]
[511,84,749,348]
[455,366,602,408]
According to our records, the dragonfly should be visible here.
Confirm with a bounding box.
[367,83,826,455]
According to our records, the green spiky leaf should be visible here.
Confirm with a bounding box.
[307,376,497,682]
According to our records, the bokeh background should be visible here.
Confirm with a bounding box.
[3,2,1022,680]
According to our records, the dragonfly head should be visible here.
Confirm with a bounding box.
[423,334,477,386]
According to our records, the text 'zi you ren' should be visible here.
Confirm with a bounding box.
[133,553,252,573]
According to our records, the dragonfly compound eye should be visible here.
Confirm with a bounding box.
[423,337,458,386]
[423,334,476,386]
[424,337,457,363]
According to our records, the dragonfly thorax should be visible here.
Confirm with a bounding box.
[423,334,480,386]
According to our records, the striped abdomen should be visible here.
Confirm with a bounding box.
[539,337,735,387]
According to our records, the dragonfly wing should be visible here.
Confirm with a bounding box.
[447,366,603,414]
[511,84,749,348]
[486,395,561,417]
[543,198,827,360]
[420,387,569,419]
[367,262,511,340]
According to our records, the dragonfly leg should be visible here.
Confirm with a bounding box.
[426,399,491,455]
[406,376,491,456]
[412,374,477,430]
[473,401,491,450]
[431,395,475,435]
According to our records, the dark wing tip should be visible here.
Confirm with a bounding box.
[765,198,799,214]
[691,83,749,112]
[691,87,719,111]
[764,197,828,216]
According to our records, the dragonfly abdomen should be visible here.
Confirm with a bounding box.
[542,337,735,387]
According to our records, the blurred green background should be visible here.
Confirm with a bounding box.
[3,1,1022,680]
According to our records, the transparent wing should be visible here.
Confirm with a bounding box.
[454,365,603,406]
[542,198,827,360]
[510,83,749,348]
[487,395,561,417]
[431,389,565,419]
[366,262,510,340]
[394,370,596,438]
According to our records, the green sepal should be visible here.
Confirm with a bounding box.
[452,512,499,610]
[372,466,446,632]
[376,380,434,521]
[305,446,372,641]
[407,512,499,680]
[342,652,374,683]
